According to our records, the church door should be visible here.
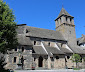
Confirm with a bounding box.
[38,56,43,67]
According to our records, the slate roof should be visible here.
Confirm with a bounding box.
[26,26,65,41]
[56,43,73,53]
[45,46,64,54]
[60,48,73,53]
[17,34,32,45]
[33,46,47,55]
[77,36,85,44]
[56,43,85,54]
[43,43,64,55]
[68,45,85,54]
[55,8,73,20]
[16,25,85,55]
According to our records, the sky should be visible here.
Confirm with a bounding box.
[3,0,85,38]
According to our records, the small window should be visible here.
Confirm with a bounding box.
[48,42,50,46]
[67,56,70,59]
[66,17,67,21]
[34,41,36,45]
[56,56,59,59]
[77,41,79,45]
[15,48,17,51]
[14,57,17,63]
[22,47,24,52]
[26,29,28,33]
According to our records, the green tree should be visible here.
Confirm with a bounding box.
[0,0,18,71]
[0,0,18,53]
[71,54,81,68]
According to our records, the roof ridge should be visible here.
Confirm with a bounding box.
[26,26,58,32]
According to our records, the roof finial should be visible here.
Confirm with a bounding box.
[62,3,64,8]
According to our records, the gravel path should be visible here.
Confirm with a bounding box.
[15,69,85,72]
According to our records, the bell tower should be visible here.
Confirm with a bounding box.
[55,7,77,45]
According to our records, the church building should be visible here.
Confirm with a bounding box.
[5,8,85,70]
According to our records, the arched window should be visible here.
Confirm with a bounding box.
[48,42,50,46]
[77,41,79,45]
[34,41,36,45]
[22,47,24,52]
[26,29,28,33]
[14,57,17,63]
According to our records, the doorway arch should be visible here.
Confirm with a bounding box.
[38,56,43,67]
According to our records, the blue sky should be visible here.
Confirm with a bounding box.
[3,0,85,38]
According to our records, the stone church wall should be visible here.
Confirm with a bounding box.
[5,46,32,69]
[53,55,65,69]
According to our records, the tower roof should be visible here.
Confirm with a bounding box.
[55,8,74,20]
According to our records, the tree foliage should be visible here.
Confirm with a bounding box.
[0,0,18,71]
[0,56,9,72]
[71,54,81,68]
[83,57,85,62]
[0,0,18,53]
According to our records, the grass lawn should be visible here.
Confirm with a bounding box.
[73,68,80,70]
